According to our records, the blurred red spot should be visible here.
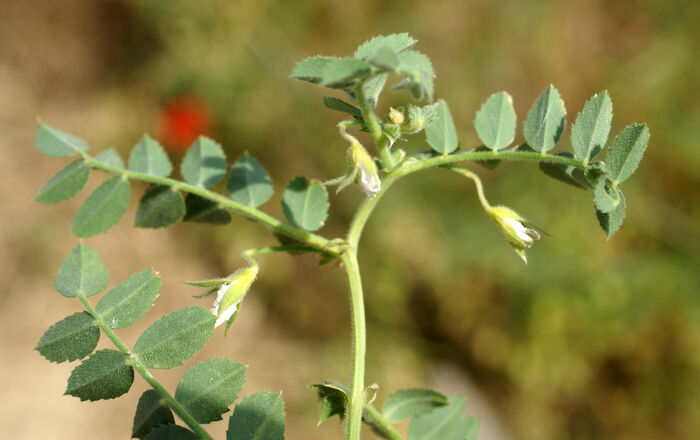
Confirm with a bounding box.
[157,95,213,152]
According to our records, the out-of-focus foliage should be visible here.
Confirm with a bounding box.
[29,0,699,439]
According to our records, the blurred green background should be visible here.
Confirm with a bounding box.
[1,0,699,439]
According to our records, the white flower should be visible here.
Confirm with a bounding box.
[210,264,258,331]
[503,217,541,247]
[487,206,547,264]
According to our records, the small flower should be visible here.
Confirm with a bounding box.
[486,205,547,264]
[211,263,258,332]
[351,143,381,198]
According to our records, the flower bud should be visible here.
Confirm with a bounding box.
[388,107,405,125]
[211,263,258,332]
[486,206,546,264]
[350,142,381,198]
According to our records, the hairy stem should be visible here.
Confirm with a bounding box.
[364,405,405,440]
[355,81,395,169]
[79,152,335,256]
[76,293,213,440]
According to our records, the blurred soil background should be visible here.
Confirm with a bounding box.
[1,0,699,439]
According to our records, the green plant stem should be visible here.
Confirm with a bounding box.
[76,293,213,440]
[355,81,395,169]
[340,250,366,440]
[364,405,405,440]
[79,152,335,256]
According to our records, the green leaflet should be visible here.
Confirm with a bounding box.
[570,91,613,164]
[538,152,590,189]
[145,425,198,440]
[180,136,227,188]
[322,96,363,119]
[368,46,400,70]
[320,57,372,87]
[290,56,338,84]
[393,50,434,101]
[132,390,175,440]
[474,92,517,150]
[95,269,161,329]
[606,123,650,185]
[227,154,274,208]
[425,101,459,154]
[54,243,109,298]
[382,388,449,423]
[35,312,99,363]
[593,179,622,214]
[281,176,329,232]
[183,193,231,224]
[226,392,285,440]
[72,176,131,238]
[128,135,173,177]
[35,123,89,157]
[597,189,626,239]
[35,159,90,204]
[65,349,134,401]
[133,306,215,369]
[311,381,349,424]
[354,33,417,59]
[94,148,125,169]
[175,359,246,424]
[408,395,478,440]
[523,85,567,153]
[362,73,388,110]
[134,184,186,228]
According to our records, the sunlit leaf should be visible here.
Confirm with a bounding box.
[354,33,417,59]
[94,148,125,169]
[72,176,131,237]
[320,58,372,87]
[35,312,99,363]
[181,137,227,188]
[36,123,88,157]
[474,92,517,150]
[425,101,459,154]
[128,135,173,177]
[606,123,650,185]
[523,85,566,153]
[54,243,109,298]
[290,56,337,84]
[35,159,90,204]
[227,154,274,208]
[281,176,329,232]
[96,269,161,329]
[571,91,612,163]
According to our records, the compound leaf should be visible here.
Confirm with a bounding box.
[281,176,329,232]
[36,123,89,157]
[35,159,90,204]
[408,395,477,440]
[320,58,372,87]
[175,358,246,424]
[523,85,567,152]
[181,137,227,188]
[95,148,125,169]
[145,425,198,440]
[65,349,134,401]
[96,269,161,329]
[226,392,285,440]
[354,33,417,59]
[290,56,337,84]
[425,100,459,154]
[134,184,186,228]
[183,194,231,224]
[128,135,173,177]
[72,176,131,237]
[606,123,650,185]
[382,388,448,422]
[133,306,215,369]
[597,189,626,239]
[227,154,274,208]
[54,243,109,298]
[474,92,517,150]
[132,389,175,440]
[35,312,99,363]
[571,91,613,163]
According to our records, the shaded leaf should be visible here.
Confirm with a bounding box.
[281,176,329,232]
[183,194,231,224]
[323,96,362,119]
[320,58,372,87]
[363,73,388,110]
[181,137,227,188]
[311,381,349,424]
[134,184,186,228]
[354,33,417,59]
[36,123,88,157]
[94,148,125,169]
[290,56,337,84]
[474,92,517,150]
[35,159,90,204]
[65,349,133,401]
[606,123,650,184]
[227,154,274,208]
[425,100,459,154]
[54,243,109,298]
[175,359,246,424]
[523,85,567,152]
[145,425,198,440]
[132,389,175,439]
[128,135,173,177]
[408,395,476,440]
[96,269,161,329]
[539,152,589,189]
[72,176,131,238]
[35,312,99,363]
[571,91,613,163]
[597,188,626,239]
[382,388,449,422]
[133,307,215,369]
[226,392,285,440]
